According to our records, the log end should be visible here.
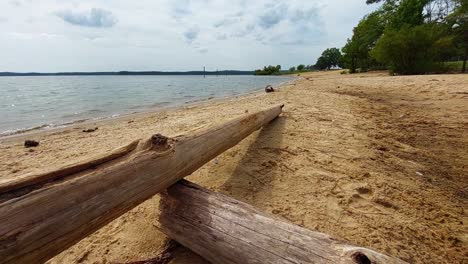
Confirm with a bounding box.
[339,246,408,264]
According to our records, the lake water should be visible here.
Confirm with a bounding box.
[0,75,293,136]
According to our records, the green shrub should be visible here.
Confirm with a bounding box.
[254,65,282,75]
[372,23,455,74]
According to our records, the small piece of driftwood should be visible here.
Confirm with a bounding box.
[265,85,275,93]
[82,127,98,133]
[0,104,283,264]
[24,140,39,148]
[157,180,408,264]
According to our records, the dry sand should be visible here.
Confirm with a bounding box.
[0,71,467,263]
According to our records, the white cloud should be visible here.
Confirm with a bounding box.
[0,0,378,72]
[55,8,118,28]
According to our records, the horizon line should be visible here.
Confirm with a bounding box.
[0,70,256,77]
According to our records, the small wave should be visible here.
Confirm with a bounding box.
[0,124,51,137]
[0,118,93,137]
[61,109,106,119]
[61,119,88,126]
[86,109,106,114]
[150,101,172,108]
[184,97,213,104]
[61,112,80,119]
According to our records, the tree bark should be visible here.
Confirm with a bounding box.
[0,104,283,264]
[157,180,408,264]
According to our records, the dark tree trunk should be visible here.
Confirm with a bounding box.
[350,57,357,73]
[462,46,467,73]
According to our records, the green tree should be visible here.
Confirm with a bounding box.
[342,10,386,72]
[342,39,359,73]
[389,0,430,28]
[297,64,305,71]
[364,0,461,74]
[254,65,282,75]
[289,66,296,72]
[372,23,455,74]
[367,0,459,23]
[314,48,343,70]
[446,0,468,72]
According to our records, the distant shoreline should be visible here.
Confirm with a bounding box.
[0,70,254,77]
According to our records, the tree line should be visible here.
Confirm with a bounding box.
[254,64,314,75]
[317,0,467,74]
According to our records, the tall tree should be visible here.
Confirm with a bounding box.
[342,10,387,72]
[314,48,343,70]
[365,0,461,74]
[389,0,431,28]
[446,0,468,72]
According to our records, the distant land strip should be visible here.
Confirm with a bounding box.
[0,70,254,77]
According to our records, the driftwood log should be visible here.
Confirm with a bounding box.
[157,180,408,264]
[0,104,283,264]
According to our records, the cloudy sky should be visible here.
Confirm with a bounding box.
[0,0,378,72]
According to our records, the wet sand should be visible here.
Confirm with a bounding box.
[0,71,466,263]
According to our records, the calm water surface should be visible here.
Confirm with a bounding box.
[0,75,293,136]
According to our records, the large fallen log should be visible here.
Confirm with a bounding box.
[157,180,408,264]
[0,104,283,264]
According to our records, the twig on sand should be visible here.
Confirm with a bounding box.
[345,208,391,216]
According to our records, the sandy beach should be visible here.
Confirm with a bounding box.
[1,71,467,263]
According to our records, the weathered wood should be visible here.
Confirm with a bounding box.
[0,104,283,264]
[158,180,408,264]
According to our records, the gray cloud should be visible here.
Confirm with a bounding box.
[230,24,255,38]
[290,8,321,24]
[171,0,191,19]
[183,27,199,43]
[278,39,306,45]
[213,18,236,28]
[258,4,288,29]
[9,0,21,7]
[216,33,227,40]
[213,11,244,28]
[55,8,117,28]
[258,12,283,29]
